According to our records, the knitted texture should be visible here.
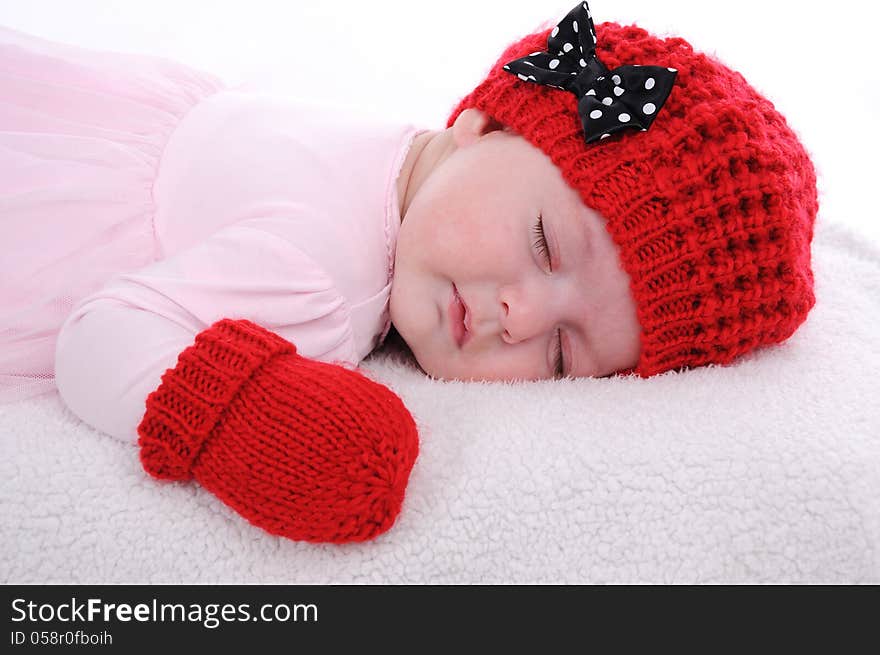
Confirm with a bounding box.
[448,22,818,377]
[137,318,419,544]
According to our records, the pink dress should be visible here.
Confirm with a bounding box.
[0,26,425,442]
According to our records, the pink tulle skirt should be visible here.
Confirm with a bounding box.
[0,26,225,403]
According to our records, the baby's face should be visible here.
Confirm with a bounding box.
[390,108,641,381]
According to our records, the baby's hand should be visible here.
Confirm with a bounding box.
[137,318,419,543]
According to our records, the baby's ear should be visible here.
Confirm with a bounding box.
[451,108,506,148]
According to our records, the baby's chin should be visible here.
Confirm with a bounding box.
[414,353,450,380]
[409,350,507,382]
[404,339,438,379]
[393,332,449,380]
[382,320,427,374]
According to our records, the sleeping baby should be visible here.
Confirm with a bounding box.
[0,2,817,542]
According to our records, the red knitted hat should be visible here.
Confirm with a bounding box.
[447,7,818,377]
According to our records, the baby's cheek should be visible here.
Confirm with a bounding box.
[419,209,472,261]
[468,216,518,259]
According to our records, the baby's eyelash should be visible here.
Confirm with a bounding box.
[552,328,564,379]
[531,214,565,378]
[531,214,551,269]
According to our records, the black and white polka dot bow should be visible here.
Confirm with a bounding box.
[503,1,677,144]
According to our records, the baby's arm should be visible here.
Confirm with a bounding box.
[55,302,188,442]
[55,217,357,443]
[54,217,418,543]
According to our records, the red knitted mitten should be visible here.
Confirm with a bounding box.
[136,318,419,544]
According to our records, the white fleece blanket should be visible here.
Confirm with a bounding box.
[2,218,878,584]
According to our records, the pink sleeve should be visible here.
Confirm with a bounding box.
[55,217,359,445]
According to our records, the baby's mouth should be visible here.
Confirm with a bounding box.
[459,290,471,333]
[450,283,472,348]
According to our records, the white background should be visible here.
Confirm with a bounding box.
[1,0,877,246]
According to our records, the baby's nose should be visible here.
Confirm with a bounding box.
[498,283,554,344]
